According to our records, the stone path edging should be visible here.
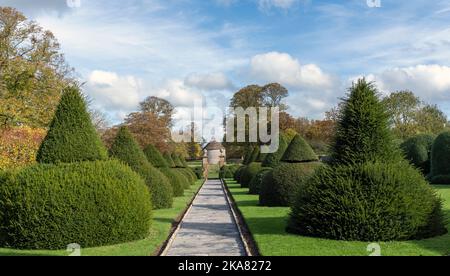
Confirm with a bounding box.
[161,179,246,256]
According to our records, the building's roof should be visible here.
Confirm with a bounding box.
[203,141,225,151]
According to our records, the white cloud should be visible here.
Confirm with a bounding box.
[85,70,143,120]
[258,0,298,10]
[0,0,72,17]
[249,52,334,89]
[185,72,234,91]
[155,79,204,107]
[353,65,450,101]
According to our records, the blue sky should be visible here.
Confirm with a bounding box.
[2,0,450,132]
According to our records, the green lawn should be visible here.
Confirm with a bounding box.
[0,180,203,256]
[226,179,450,256]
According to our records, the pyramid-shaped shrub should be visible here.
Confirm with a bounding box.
[262,134,289,168]
[172,153,184,168]
[0,88,152,249]
[109,127,173,209]
[37,86,108,163]
[172,153,194,187]
[144,144,168,168]
[260,135,321,206]
[144,146,184,197]
[288,79,447,241]
[400,134,435,175]
[163,152,188,193]
[163,152,176,168]
[430,131,450,184]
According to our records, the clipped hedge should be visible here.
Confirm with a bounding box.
[259,162,321,206]
[159,168,185,196]
[193,167,203,179]
[172,153,184,168]
[143,144,168,168]
[240,162,262,188]
[37,87,108,164]
[109,127,173,209]
[430,131,450,184]
[400,134,435,175]
[262,134,289,168]
[287,161,447,241]
[248,167,272,195]
[234,166,245,182]
[0,160,152,250]
[163,153,176,168]
[260,135,320,206]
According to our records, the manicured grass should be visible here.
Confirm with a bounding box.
[187,160,202,167]
[226,179,450,256]
[0,180,204,256]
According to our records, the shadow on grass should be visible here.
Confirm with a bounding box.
[411,209,450,256]
[242,216,292,236]
[0,250,63,256]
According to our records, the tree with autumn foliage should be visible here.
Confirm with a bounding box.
[0,7,76,128]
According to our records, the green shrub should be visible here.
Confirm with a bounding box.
[260,162,321,206]
[281,135,318,162]
[400,134,435,175]
[172,153,184,168]
[262,134,289,168]
[36,87,108,164]
[0,160,152,249]
[248,146,260,164]
[143,144,168,168]
[163,153,176,168]
[248,167,272,195]
[177,168,194,188]
[287,161,447,241]
[159,168,185,196]
[240,162,262,188]
[234,166,245,182]
[109,127,173,209]
[220,166,235,179]
[331,79,401,165]
[260,135,321,206]
[193,167,203,179]
[242,146,254,165]
[430,131,450,183]
[288,79,446,241]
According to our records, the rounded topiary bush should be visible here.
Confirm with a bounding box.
[240,162,262,188]
[287,161,447,241]
[234,166,245,182]
[177,168,194,188]
[0,160,152,249]
[260,135,321,206]
[36,87,108,164]
[109,127,173,209]
[430,131,450,184]
[143,144,184,196]
[260,162,321,206]
[288,79,447,241]
[172,153,184,168]
[193,167,203,179]
[159,168,185,196]
[400,134,435,175]
[248,167,272,195]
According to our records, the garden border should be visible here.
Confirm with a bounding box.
[222,178,260,256]
[155,179,206,256]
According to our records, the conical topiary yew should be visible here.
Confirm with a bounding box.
[37,86,108,163]
[430,131,450,184]
[288,79,447,241]
[281,135,318,162]
[262,134,289,168]
[260,135,321,206]
[144,144,168,168]
[163,152,176,168]
[143,144,184,196]
[109,127,173,209]
[172,153,184,168]
[331,79,401,165]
